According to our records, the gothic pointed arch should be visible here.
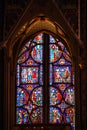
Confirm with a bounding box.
[2,1,81,130]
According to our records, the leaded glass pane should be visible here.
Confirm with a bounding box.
[53,55,71,66]
[23,58,38,66]
[17,87,29,106]
[49,107,62,123]
[58,84,67,93]
[16,108,29,124]
[49,35,56,43]
[39,65,43,85]
[49,44,62,63]
[24,101,37,114]
[57,100,69,113]
[63,87,75,105]
[49,64,53,85]
[50,87,62,105]
[30,108,43,123]
[18,51,29,64]
[21,67,39,83]
[31,87,42,106]
[33,33,43,43]
[54,66,71,83]
[16,65,20,86]
[64,108,75,130]
[31,45,43,63]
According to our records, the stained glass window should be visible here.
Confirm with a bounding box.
[16,33,75,130]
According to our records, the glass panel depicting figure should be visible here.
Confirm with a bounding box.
[21,67,39,83]
[53,66,71,83]
[49,107,62,123]
[49,44,62,63]
[31,45,43,63]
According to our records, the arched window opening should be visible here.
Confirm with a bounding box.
[16,33,75,130]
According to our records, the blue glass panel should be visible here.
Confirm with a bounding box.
[50,87,62,105]
[49,44,62,63]
[16,87,29,106]
[39,65,43,85]
[16,65,20,86]
[49,64,53,85]
[50,35,56,43]
[49,107,62,123]
[16,108,29,124]
[31,45,43,63]
[31,87,42,106]
[57,100,69,113]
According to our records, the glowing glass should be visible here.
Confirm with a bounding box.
[16,34,75,129]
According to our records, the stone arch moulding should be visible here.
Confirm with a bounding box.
[2,0,81,130]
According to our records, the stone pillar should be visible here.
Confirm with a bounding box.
[0,48,4,130]
[80,0,87,130]
[0,0,4,129]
